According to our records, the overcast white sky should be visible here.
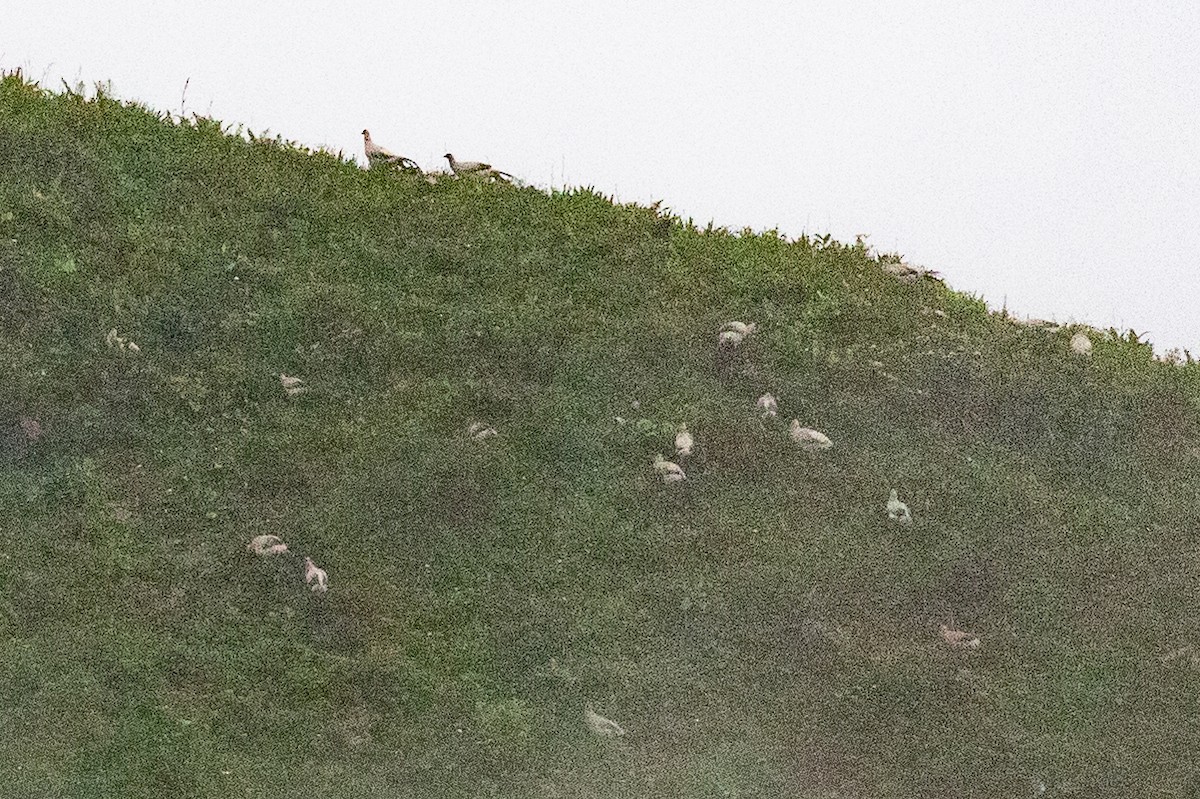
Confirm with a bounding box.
[6,1,1198,351]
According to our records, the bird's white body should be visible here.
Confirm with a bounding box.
[652,453,686,482]
[789,420,832,450]
[1070,332,1093,356]
[362,129,419,170]
[718,330,747,347]
[675,424,694,458]
[756,393,778,419]
[718,321,757,349]
[887,489,913,525]
[105,329,140,353]
[444,153,512,181]
[304,556,329,593]
[468,421,498,440]
[939,624,980,650]
[882,261,940,283]
[247,534,289,556]
[720,321,758,337]
[280,373,307,398]
[583,704,626,737]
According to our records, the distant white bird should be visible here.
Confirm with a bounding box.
[717,330,746,348]
[362,129,420,170]
[583,703,626,738]
[1070,332,1093,356]
[939,623,980,650]
[788,420,833,451]
[467,421,498,440]
[652,453,686,483]
[887,489,913,525]
[304,556,329,593]
[444,153,513,182]
[279,373,307,398]
[882,261,941,283]
[720,321,758,337]
[105,328,141,353]
[247,534,289,556]
[674,424,694,458]
[755,393,779,419]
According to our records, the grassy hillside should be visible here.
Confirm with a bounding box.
[2,72,1200,798]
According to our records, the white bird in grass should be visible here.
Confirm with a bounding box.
[105,328,141,353]
[887,489,913,525]
[652,453,686,483]
[247,534,289,556]
[881,260,941,284]
[583,703,626,738]
[788,420,833,451]
[755,393,778,419]
[443,153,513,182]
[717,320,757,349]
[720,321,758,337]
[939,623,981,650]
[279,373,307,398]
[1070,332,1093,356]
[362,129,420,171]
[674,424,694,458]
[304,556,329,593]
[467,421,498,440]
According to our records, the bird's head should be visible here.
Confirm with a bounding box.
[362,129,370,137]
[443,153,453,160]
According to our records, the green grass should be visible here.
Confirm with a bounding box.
[2,71,1200,797]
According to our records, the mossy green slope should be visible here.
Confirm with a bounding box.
[2,73,1200,798]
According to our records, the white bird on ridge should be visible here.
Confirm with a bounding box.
[362,129,420,170]
[887,489,912,525]
[444,153,513,182]
[788,420,833,451]
[1070,332,1093,356]
[247,534,289,556]
[674,424,694,458]
[583,703,626,738]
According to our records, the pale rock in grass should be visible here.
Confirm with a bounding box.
[467,421,498,441]
[755,393,779,419]
[247,534,289,556]
[304,556,329,593]
[1070,332,1093,356]
[674,424,694,458]
[886,489,912,525]
[652,453,686,483]
[444,153,513,182]
[583,703,626,738]
[939,623,981,650]
[279,373,307,398]
[362,129,420,171]
[788,419,833,451]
